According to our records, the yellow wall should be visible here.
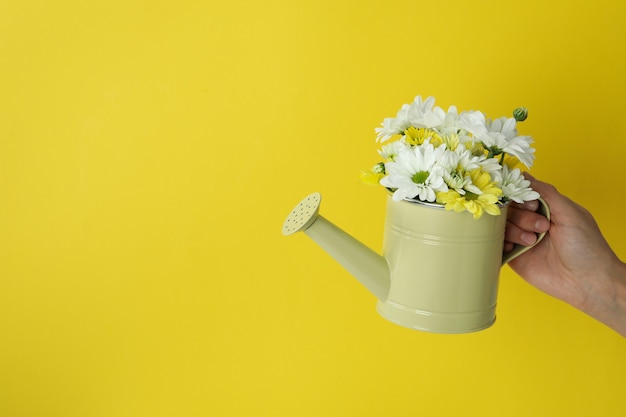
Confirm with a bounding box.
[1,0,625,416]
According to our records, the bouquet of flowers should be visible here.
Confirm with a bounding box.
[361,95,539,219]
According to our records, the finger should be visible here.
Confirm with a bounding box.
[508,205,550,233]
[505,220,539,246]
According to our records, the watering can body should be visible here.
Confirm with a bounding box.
[282,192,548,334]
[378,196,507,333]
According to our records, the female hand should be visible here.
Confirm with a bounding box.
[505,175,626,336]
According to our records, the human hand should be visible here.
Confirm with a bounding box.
[505,175,626,336]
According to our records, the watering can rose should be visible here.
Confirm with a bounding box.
[361,96,539,219]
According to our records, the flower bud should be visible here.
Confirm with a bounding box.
[373,162,385,174]
[513,107,528,122]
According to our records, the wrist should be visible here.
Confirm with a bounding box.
[586,258,626,337]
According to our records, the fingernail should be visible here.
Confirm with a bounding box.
[521,232,537,245]
[535,218,550,232]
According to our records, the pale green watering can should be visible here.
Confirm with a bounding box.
[282,193,550,334]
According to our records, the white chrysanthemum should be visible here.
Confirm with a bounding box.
[423,105,473,150]
[464,116,535,168]
[440,147,485,195]
[500,165,540,203]
[484,117,535,168]
[407,95,436,125]
[378,139,410,161]
[459,112,535,168]
[458,110,489,139]
[375,106,412,143]
[375,96,436,142]
[421,105,459,132]
[380,143,448,202]
[453,146,482,172]
[421,105,448,129]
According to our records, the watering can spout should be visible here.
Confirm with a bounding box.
[282,192,390,301]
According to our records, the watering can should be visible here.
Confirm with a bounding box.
[282,192,550,334]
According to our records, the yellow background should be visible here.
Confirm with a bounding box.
[1,0,625,416]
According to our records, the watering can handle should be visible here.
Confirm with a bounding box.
[501,197,551,265]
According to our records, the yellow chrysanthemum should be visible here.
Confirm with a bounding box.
[404,127,443,147]
[436,169,503,219]
[441,133,460,151]
[360,163,386,185]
